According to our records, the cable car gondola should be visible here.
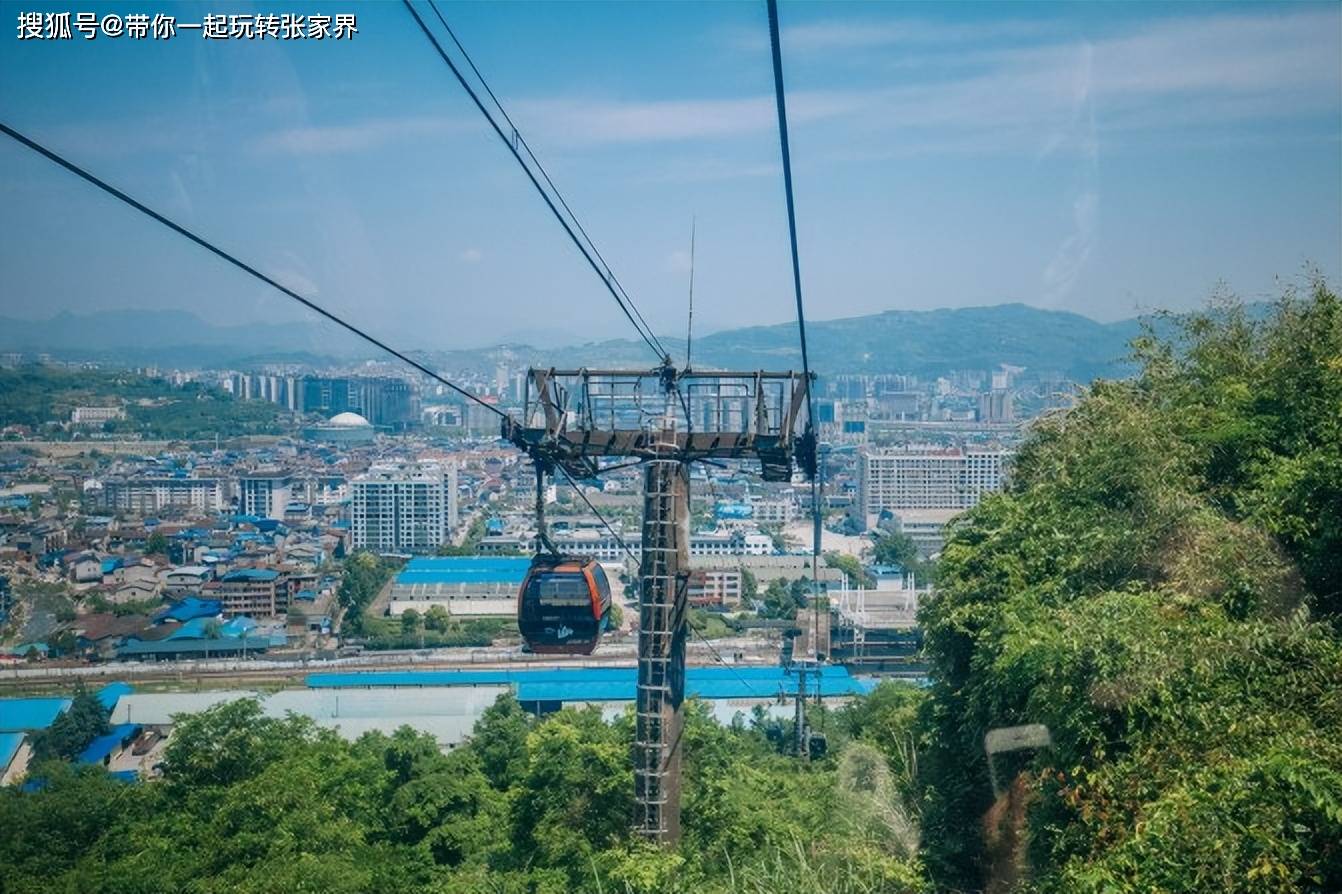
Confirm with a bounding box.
[517,554,612,655]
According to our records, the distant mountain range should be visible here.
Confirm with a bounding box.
[0,309,371,367]
[0,304,1170,381]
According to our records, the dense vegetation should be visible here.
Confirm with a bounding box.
[0,689,930,893]
[919,282,1342,892]
[0,367,284,439]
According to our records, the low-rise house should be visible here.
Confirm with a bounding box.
[73,613,153,659]
[70,553,103,583]
[109,580,159,605]
[161,565,213,598]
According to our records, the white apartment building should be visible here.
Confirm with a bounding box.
[101,476,224,514]
[238,473,292,520]
[858,448,1009,520]
[351,462,459,554]
[749,495,796,525]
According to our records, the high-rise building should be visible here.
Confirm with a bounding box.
[300,377,416,429]
[238,473,292,520]
[858,448,1009,519]
[351,462,458,554]
[227,373,301,409]
[977,390,1015,423]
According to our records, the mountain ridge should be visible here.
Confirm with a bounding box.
[0,303,1166,380]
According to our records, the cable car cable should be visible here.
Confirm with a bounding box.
[765,0,816,429]
[765,0,824,663]
[0,121,510,422]
[422,0,666,365]
[402,0,669,364]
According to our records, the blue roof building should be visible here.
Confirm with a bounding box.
[395,556,530,586]
[0,732,26,772]
[0,697,70,732]
[221,568,280,583]
[389,557,531,619]
[77,724,141,766]
[2,642,48,658]
[307,666,876,708]
[96,682,134,713]
[154,596,222,624]
[715,502,754,520]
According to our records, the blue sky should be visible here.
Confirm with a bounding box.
[1,0,1339,352]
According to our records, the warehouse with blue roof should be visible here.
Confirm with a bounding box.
[308,665,876,714]
[388,556,531,618]
[0,682,135,783]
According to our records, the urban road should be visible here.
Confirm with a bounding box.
[0,637,780,690]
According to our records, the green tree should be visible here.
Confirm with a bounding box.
[871,530,918,569]
[468,693,532,790]
[758,578,803,619]
[740,567,758,603]
[508,707,634,881]
[337,551,400,636]
[145,531,168,556]
[30,684,108,761]
[423,605,451,633]
[825,551,873,588]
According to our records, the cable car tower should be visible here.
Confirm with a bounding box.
[4,0,819,852]
[505,365,815,842]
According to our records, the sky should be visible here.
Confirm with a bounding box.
[1,0,1339,354]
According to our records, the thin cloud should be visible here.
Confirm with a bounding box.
[460,248,483,263]
[268,267,320,297]
[587,6,1339,156]
[251,116,472,155]
[513,89,865,147]
[722,16,1057,53]
[665,250,692,273]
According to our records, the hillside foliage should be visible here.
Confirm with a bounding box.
[0,692,930,893]
[919,281,1342,892]
[0,367,284,439]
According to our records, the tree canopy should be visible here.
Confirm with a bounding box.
[0,693,930,893]
[30,684,108,762]
[917,281,1342,892]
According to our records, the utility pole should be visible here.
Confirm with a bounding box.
[506,364,814,845]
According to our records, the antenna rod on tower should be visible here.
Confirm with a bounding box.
[685,217,696,370]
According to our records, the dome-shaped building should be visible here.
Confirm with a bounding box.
[328,411,372,428]
[304,411,376,445]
